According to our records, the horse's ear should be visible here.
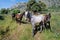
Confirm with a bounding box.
[48,13,51,18]
[22,12,25,15]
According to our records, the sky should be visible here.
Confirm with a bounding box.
[0,0,28,9]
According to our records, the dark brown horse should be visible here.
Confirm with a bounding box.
[43,13,51,30]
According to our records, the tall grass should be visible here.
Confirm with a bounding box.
[0,12,60,40]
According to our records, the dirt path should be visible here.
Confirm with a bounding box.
[34,32,44,40]
[8,24,23,40]
[2,23,43,40]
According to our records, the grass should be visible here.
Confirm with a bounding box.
[0,12,60,40]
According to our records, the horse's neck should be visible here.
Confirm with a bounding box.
[25,11,28,15]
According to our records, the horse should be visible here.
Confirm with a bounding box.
[24,11,32,22]
[24,11,51,36]
[12,12,24,24]
[43,13,51,30]
[12,13,16,20]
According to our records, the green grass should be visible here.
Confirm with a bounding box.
[0,12,60,40]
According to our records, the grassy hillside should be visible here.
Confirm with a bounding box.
[0,12,60,40]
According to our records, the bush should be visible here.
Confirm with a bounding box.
[0,8,10,14]
[11,9,20,14]
[27,0,47,12]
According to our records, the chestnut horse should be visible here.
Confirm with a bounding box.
[12,12,25,24]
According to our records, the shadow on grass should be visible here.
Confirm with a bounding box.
[21,21,29,24]
[0,15,4,20]
[0,26,10,35]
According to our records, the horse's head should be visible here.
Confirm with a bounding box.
[24,11,32,22]
[45,13,51,22]
[22,12,25,16]
[47,13,51,19]
[12,13,16,17]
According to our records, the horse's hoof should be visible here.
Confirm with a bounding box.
[39,31,42,33]
[19,23,21,25]
[32,31,35,37]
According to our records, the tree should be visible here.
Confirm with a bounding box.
[27,0,36,10]
[31,3,41,12]
[0,8,11,14]
[0,10,1,14]
[11,8,20,14]
[0,8,7,14]
[38,1,46,11]
[6,8,10,14]
[27,0,46,12]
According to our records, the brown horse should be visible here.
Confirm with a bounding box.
[15,13,24,24]
[14,12,24,24]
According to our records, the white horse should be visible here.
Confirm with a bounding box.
[24,11,28,21]
[24,11,51,36]
[31,14,45,36]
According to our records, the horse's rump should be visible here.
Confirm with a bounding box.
[15,14,20,19]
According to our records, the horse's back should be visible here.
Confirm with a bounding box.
[15,13,21,18]
[31,15,44,24]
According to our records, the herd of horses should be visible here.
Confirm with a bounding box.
[12,10,51,36]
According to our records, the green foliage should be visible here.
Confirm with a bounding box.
[0,8,10,14]
[38,1,46,11]
[0,8,7,14]
[11,8,20,14]
[6,8,10,14]
[0,10,1,14]
[31,3,41,12]
[27,0,36,10]
[27,0,46,12]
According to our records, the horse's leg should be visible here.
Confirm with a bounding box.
[19,17,23,25]
[47,21,51,31]
[25,17,27,21]
[42,21,45,30]
[32,23,36,37]
[44,22,47,29]
[16,18,19,24]
[16,18,18,23]
[39,21,43,33]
